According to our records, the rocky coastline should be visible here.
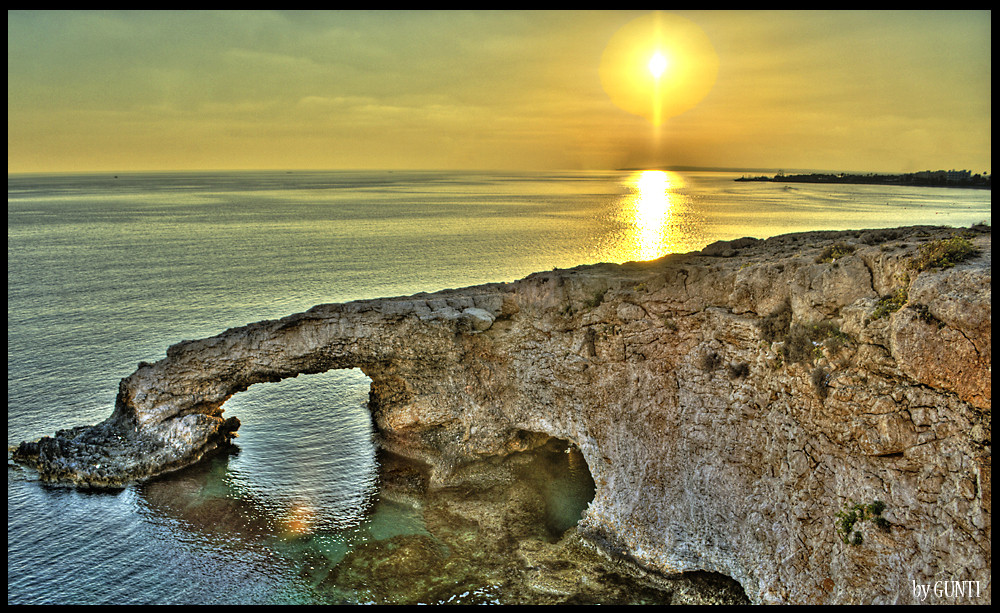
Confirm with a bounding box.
[735,169,991,190]
[12,224,991,604]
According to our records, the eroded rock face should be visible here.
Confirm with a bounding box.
[13,225,991,604]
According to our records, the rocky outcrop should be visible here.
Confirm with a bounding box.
[13,225,991,604]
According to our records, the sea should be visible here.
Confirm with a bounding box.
[7,169,991,604]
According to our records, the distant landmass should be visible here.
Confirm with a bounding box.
[735,169,991,190]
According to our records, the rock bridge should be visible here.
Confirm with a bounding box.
[14,226,991,604]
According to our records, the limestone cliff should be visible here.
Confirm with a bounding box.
[13,225,991,604]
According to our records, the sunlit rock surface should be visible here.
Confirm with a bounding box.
[14,225,991,604]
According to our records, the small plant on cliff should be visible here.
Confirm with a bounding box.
[910,235,979,271]
[584,288,609,309]
[657,314,678,331]
[815,242,856,264]
[759,301,792,343]
[811,366,829,399]
[872,288,908,321]
[908,303,945,329]
[760,301,854,365]
[783,325,818,364]
[727,362,751,380]
[782,322,851,365]
[808,321,853,349]
[700,351,722,372]
[835,500,890,546]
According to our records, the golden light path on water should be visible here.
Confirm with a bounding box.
[612,169,692,262]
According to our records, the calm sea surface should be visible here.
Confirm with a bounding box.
[8,170,990,604]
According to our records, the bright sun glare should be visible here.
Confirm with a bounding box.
[634,170,670,260]
[648,52,668,78]
[600,12,719,126]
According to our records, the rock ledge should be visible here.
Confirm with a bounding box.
[13,225,991,604]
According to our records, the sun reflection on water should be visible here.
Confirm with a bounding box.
[281,498,317,538]
[612,170,690,262]
[634,170,671,260]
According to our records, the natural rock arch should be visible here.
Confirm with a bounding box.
[14,226,991,605]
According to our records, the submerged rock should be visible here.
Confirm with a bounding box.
[12,225,991,604]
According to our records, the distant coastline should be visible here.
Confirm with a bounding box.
[735,169,991,190]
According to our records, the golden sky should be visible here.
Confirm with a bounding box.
[7,10,992,174]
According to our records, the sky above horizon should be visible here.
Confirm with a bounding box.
[7,10,992,175]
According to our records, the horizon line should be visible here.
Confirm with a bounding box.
[10,165,990,178]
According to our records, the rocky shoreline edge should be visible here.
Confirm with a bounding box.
[11,224,991,604]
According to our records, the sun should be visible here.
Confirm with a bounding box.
[648,51,668,78]
[600,12,719,126]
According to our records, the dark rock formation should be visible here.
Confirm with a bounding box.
[13,225,991,604]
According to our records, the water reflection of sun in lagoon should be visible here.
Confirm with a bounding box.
[282,498,317,537]
[616,170,687,262]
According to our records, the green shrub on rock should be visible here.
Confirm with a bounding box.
[910,236,978,271]
[835,500,890,546]
[872,288,908,321]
